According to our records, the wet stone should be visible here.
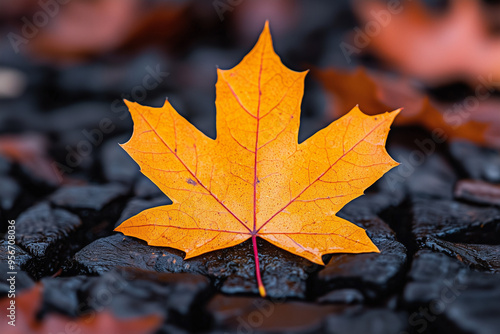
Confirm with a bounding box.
[50,183,129,240]
[404,250,469,306]
[450,141,500,183]
[419,238,500,273]
[40,275,87,318]
[40,268,211,331]
[211,238,318,299]
[412,199,500,244]
[0,175,20,212]
[0,265,34,296]
[385,142,456,200]
[100,136,139,185]
[403,251,500,334]
[207,294,342,333]
[0,240,33,273]
[316,289,365,304]
[48,102,131,135]
[207,294,407,334]
[454,179,500,206]
[134,175,164,198]
[72,234,317,298]
[324,308,408,334]
[0,155,11,174]
[313,216,406,301]
[15,202,82,277]
[71,234,190,275]
[444,273,500,334]
[338,190,406,223]
[115,196,171,228]
[50,183,129,211]
[315,235,407,301]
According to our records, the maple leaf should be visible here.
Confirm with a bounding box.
[353,0,500,87]
[316,67,500,148]
[115,23,399,297]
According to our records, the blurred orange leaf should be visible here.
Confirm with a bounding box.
[316,67,500,148]
[353,0,500,87]
[27,0,188,62]
[0,285,163,334]
[115,23,399,297]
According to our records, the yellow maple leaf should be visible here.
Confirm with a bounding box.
[115,22,399,297]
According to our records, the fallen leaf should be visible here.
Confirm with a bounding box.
[0,284,163,334]
[26,0,188,63]
[0,133,63,185]
[353,0,500,87]
[115,23,399,297]
[316,67,500,148]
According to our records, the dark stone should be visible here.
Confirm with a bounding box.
[315,235,407,301]
[0,155,11,174]
[403,251,500,334]
[55,51,171,97]
[384,143,456,200]
[115,196,171,228]
[0,175,20,211]
[100,136,139,185]
[0,240,32,272]
[450,141,500,183]
[338,190,406,223]
[48,102,131,135]
[40,268,211,331]
[72,234,318,298]
[444,275,500,334]
[207,294,407,334]
[207,294,341,333]
[405,151,456,200]
[0,265,34,296]
[212,239,318,299]
[412,199,500,244]
[40,276,87,317]
[50,183,129,211]
[455,179,500,206]
[15,202,82,277]
[50,183,129,241]
[324,308,408,334]
[313,215,406,301]
[134,175,164,198]
[404,251,466,306]
[71,234,189,275]
[419,238,500,273]
[316,289,364,304]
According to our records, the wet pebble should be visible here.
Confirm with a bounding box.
[15,202,82,277]
[450,141,500,183]
[100,136,139,185]
[50,183,129,211]
[72,234,318,298]
[403,250,500,334]
[115,196,171,228]
[40,267,211,331]
[412,199,500,244]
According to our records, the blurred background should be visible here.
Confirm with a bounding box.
[2,0,500,332]
[1,0,500,191]
[1,0,500,235]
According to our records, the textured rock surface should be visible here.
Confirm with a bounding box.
[14,202,82,277]
[403,251,500,334]
[40,268,211,330]
[1,2,500,332]
[72,234,318,299]
[50,183,129,211]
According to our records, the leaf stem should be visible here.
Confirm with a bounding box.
[251,235,266,297]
